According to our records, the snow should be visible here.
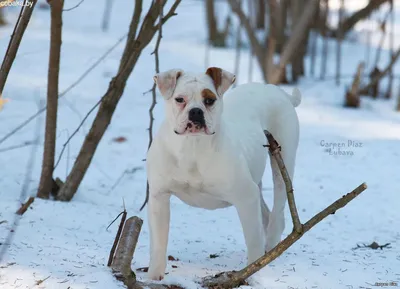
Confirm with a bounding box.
[1,0,400,288]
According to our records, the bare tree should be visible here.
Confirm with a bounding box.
[55,0,182,201]
[205,0,230,47]
[335,0,344,86]
[255,0,266,29]
[0,0,38,96]
[37,0,64,199]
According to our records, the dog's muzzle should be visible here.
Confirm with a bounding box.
[188,108,205,126]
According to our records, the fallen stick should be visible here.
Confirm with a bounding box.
[107,210,127,266]
[16,197,35,215]
[111,216,143,287]
[201,132,367,289]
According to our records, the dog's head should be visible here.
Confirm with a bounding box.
[154,67,235,136]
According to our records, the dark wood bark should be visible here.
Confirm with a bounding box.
[55,0,182,201]
[0,0,38,95]
[255,0,266,29]
[37,0,64,199]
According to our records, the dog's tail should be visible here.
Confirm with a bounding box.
[287,87,302,107]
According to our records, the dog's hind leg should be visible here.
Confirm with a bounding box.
[258,181,271,241]
[265,137,297,252]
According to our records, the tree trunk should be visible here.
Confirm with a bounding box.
[55,1,182,201]
[37,0,64,199]
[0,0,38,96]
[205,0,230,47]
[290,0,302,82]
[256,0,266,29]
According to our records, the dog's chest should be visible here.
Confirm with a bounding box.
[167,158,230,210]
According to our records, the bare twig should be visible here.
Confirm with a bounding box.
[16,197,35,215]
[53,96,103,170]
[264,131,302,233]
[107,209,127,266]
[139,0,164,212]
[37,0,64,199]
[63,0,84,11]
[0,140,35,153]
[0,0,37,96]
[0,33,127,147]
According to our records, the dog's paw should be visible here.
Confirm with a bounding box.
[147,264,166,281]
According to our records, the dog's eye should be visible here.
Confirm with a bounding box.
[204,98,215,106]
[175,97,184,103]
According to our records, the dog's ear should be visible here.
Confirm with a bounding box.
[205,67,236,96]
[153,69,183,99]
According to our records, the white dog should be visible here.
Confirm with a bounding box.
[146,67,301,280]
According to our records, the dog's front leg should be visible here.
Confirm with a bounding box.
[233,182,265,264]
[148,191,171,280]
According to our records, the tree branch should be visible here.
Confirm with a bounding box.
[264,130,302,233]
[201,132,367,288]
[0,0,37,96]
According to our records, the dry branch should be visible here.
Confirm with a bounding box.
[111,216,143,287]
[16,197,35,215]
[55,0,182,202]
[107,210,127,266]
[264,131,302,233]
[140,1,164,212]
[201,132,367,288]
[0,0,38,95]
[37,0,64,199]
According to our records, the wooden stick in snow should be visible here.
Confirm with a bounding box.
[16,197,35,215]
[111,216,143,287]
[201,132,367,289]
[107,210,127,266]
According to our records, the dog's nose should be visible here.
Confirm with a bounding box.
[188,108,204,124]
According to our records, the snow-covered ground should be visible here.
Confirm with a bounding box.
[0,0,399,288]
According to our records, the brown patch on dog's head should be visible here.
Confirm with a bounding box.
[205,67,235,97]
[205,67,222,90]
[201,88,217,99]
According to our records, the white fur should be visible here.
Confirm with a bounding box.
[147,69,301,280]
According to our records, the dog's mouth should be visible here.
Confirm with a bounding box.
[174,122,215,135]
